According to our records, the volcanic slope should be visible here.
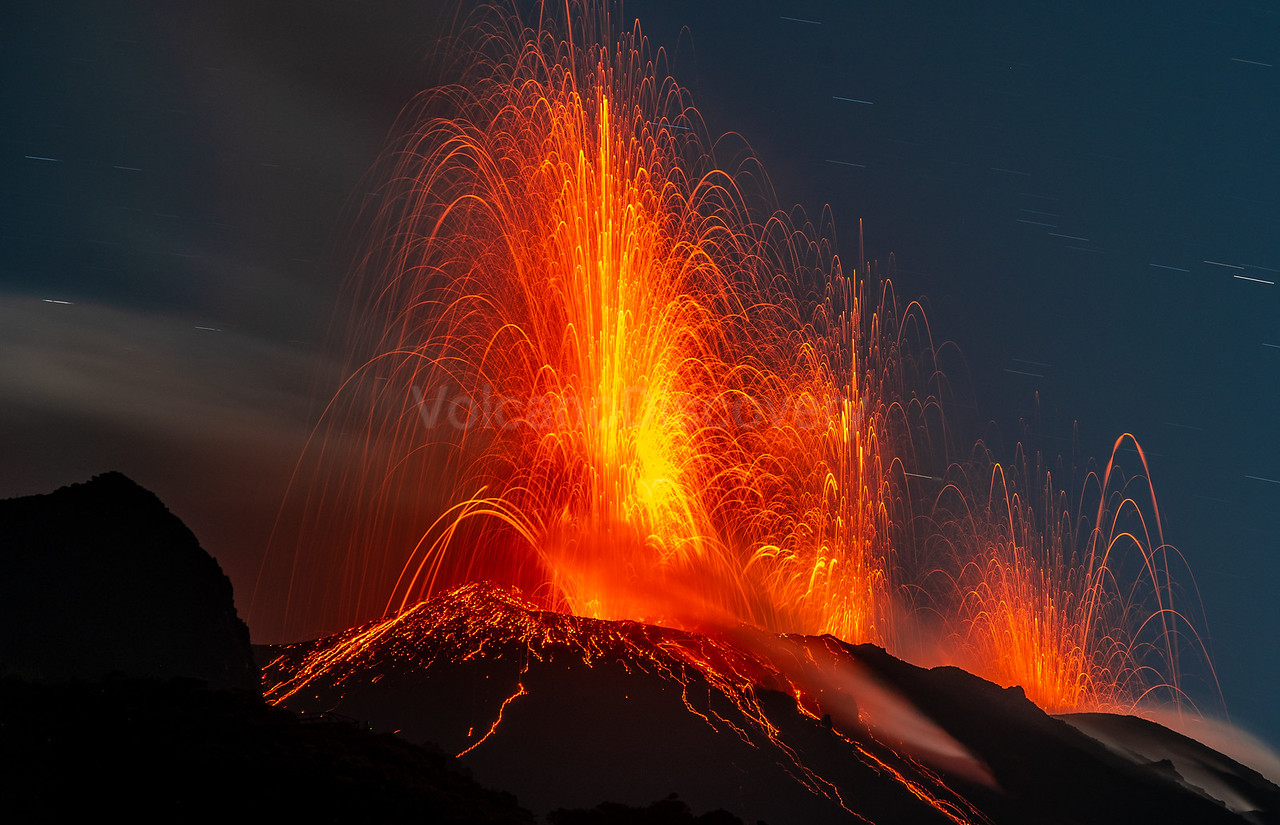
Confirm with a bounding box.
[263,583,1269,824]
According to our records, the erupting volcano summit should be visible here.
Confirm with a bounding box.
[258,0,1216,749]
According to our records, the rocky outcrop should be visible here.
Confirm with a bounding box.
[0,472,258,692]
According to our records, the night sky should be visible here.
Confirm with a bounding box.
[4,2,1277,749]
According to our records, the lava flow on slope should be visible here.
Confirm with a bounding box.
[265,582,980,824]
[262,583,1257,825]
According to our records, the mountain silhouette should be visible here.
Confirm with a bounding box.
[0,471,258,691]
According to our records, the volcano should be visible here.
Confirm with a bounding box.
[5,474,1276,822]
[262,583,1278,824]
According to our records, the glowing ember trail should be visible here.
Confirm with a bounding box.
[258,0,1219,729]
[932,435,1219,713]
[269,0,911,646]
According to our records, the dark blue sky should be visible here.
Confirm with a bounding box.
[3,1,1276,748]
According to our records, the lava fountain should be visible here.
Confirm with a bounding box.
[264,0,906,645]
[926,435,1219,714]
[257,0,1216,722]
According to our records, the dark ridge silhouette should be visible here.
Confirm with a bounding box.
[0,675,534,824]
[845,644,1280,824]
[0,472,258,692]
[549,793,744,825]
[1061,711,1280,821]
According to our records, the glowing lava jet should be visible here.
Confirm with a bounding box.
[932,436,1218,713]
[270,0,911,648]
[259,0,1217,726]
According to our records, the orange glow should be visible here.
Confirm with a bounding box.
[931,436,1218,713]
[267,0,906,647]
[256,0,1218,723]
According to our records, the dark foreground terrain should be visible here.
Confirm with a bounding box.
[5,473,1278,824]
[0,675,533,823]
